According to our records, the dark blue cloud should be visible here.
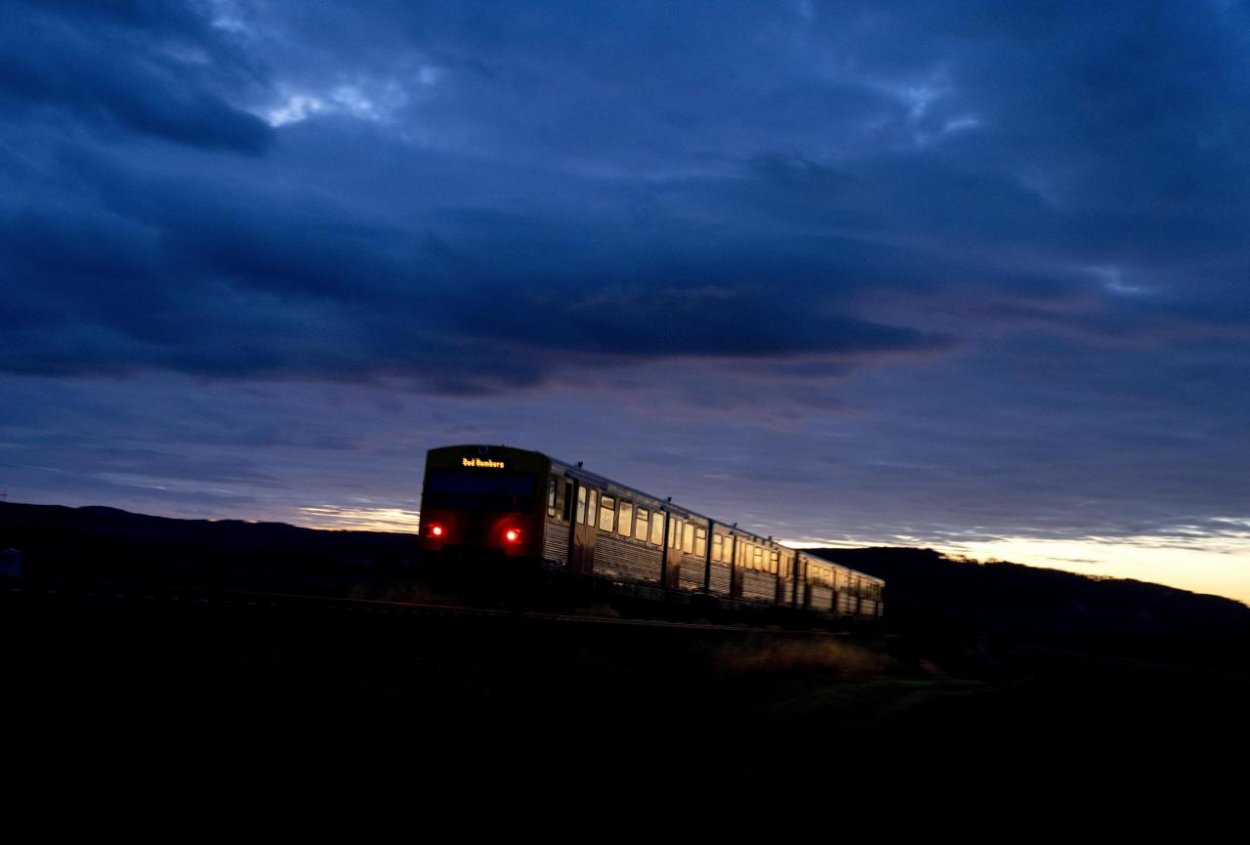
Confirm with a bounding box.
[4,1,1249,389]
[0,0,271,152]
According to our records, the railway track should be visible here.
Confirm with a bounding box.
[1,573,856,639]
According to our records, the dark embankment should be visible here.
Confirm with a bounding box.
[0,500,415,592]
[3,503,1248,820]
[805,546,1250,668]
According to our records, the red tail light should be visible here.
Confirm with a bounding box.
[504,527,522,544]
[428,523,446,539]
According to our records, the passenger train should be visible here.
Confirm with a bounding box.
[419,445,883,620]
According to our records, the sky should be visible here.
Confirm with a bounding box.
[2,1,1249,605]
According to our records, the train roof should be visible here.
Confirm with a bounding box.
[798,553,885,586]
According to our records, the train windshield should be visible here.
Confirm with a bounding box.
[425,471,537,512]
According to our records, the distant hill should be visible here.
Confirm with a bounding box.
[805,546,1250,664]
[0,501,416,588]
[4,501,1246,666]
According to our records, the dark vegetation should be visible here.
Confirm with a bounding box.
[805,546,1250,670]
[0,501,416,591]
[3,502,1248,820]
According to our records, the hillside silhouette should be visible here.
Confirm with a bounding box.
[4,502,1249,816]
[806,545,1250,667]
[4,501,1248,666]
[0,501,414,592]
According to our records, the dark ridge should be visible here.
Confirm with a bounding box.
[0,500,416,591]
[806,545,1250,667]
[4,501,1247,668]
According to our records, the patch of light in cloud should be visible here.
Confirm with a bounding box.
[1081,264,1150,297]
[330,85,381,120]
[897,82,945,122]
[204,0,252,35]
[264,76,420,128]
[95,472,241,499]
[267,94,326,127]
[415,65,442,87]
[942,115,982,135]
[863,69,981,149]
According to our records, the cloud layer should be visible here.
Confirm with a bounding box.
[3,1,1250,598]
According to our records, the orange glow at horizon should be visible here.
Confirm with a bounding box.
[787,532,1250,607]
[295,505,422,533]
[295,503,1250,607]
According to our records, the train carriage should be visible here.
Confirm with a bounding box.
[419,444,883,620]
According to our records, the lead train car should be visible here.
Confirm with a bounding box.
[420,444,883,619]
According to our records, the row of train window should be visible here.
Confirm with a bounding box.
[545,475,788,574]
[547,476,885,593]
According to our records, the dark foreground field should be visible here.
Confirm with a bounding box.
[4,502,1248,827]
[5,584,1247,828]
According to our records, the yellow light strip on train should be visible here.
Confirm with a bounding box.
[461,457,506,468]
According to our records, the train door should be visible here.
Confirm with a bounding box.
[777,550,793,607]
[661,512,681,589]
[728,534,742,598]
[569,482,597,576]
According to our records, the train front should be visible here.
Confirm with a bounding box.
[419,445,549,560]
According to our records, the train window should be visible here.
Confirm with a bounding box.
[547,476,557,518]
[669,518,680,549]
[425,471,536,512]
[599,495,616,533]
[618,501,633,537]
[682,523,694,554]
[694,527,706,557]
[752,546,763,570]
[712,534,722,562]
[770,551,779,574]
[635,508,649,542]
[650,513,665,546]
[588,489,598,528]
[576,486,587,525]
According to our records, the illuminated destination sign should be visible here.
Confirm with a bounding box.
[462,457,506,469]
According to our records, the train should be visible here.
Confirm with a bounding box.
[419,444,883,621]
